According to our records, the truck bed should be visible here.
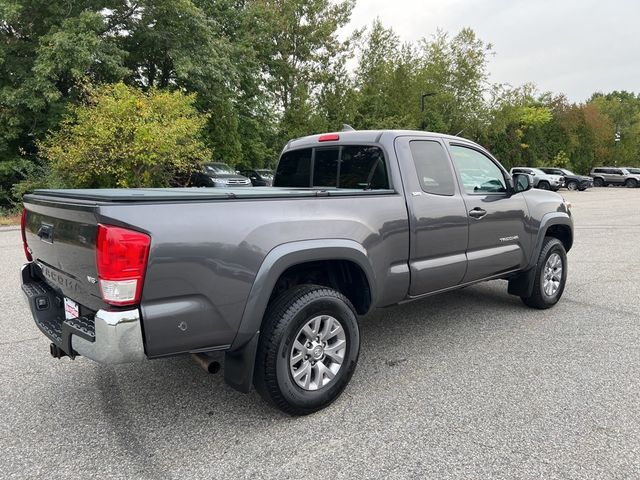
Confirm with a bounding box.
[23,185,410,358]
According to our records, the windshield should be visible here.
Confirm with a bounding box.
[256,169,274,177]
[531,168,546,175]
[204,163,236,175]
[626,168,640,174]
[560,169,576,176]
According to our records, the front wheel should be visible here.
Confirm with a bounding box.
[521,237,567,309]
[625,178,638,188]
[254,285,360,415]
[566,181,578,191]
[537,181,550,190]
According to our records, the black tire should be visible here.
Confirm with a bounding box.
[537,181,550,190]
[254,284,360,415]
[521,237,567,309]
[578,187,586,191]
[625,178,638,188]
[593,177,604,187]
[566,181,578,191]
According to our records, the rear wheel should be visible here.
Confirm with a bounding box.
[625,178,638,188]
[593,177,604,187]
[254,285,360,415]
[521,237,567,309]
[537,181,550,190]
[566,181,578,191]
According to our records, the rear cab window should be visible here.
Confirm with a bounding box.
[273,149,311,187]
[274,145,390,190]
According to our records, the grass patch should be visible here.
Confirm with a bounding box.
[0,214,20,226]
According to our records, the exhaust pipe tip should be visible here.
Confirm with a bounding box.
[192,353,221,374]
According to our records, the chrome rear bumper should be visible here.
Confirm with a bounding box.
[72,309,145,364]
[22,264,146,364]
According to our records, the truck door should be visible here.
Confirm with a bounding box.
[394,136,469,295]
[447,142,531,283]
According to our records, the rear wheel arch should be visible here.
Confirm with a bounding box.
[230,240,376,351]
[269,259,372,315]
[224,240,375,394]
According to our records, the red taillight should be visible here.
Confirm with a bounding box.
[21,209,33,262]
[319,134,340,142]
[96,224,150,306]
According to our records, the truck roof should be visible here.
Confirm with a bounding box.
[283,129,480,152]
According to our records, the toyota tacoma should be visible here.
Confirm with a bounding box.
[20,130,573,415]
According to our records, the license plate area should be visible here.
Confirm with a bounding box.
[64,297,79,320]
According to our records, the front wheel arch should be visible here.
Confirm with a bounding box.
[545,224,573,253]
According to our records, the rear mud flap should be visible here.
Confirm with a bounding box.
[224,331,260,393]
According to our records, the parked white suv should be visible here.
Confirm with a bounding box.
[510,167,564,191]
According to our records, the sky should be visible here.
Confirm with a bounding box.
[348,0,638,102]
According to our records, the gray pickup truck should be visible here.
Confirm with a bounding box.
[20,130,573,415]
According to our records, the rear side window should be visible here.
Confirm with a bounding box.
[274,149,312,187]
[275,145,389,189]
[339,146,388,189]
[409,141,455,195]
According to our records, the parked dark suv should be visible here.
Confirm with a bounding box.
[192,162,252,187]
[590,167,640,188]
[240,168,274,186]
[540,168,593,191]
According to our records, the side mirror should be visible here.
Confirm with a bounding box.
[513,173,532,193]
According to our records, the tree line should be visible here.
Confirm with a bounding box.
[1,1,639,209]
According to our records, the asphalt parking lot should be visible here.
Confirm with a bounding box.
[1,188,639,479]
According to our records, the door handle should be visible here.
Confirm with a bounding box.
[469,208,487,219]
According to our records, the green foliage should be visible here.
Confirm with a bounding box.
[542,150,570,169]
[588,91,640,167]
[351,23,493,136]
[1,0,639,204]
[254,0,358,144]
[39,83,211,188]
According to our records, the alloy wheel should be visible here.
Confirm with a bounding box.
[543,253,563,297]
[289,315,346,391]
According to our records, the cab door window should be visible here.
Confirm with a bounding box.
[449,145,507,194]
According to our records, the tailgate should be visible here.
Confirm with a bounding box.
[23,196,104,312]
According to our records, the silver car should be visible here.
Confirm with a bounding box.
[590,167,640,188]
[510,167,564,191]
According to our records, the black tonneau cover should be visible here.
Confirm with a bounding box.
[30,186,395,203]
